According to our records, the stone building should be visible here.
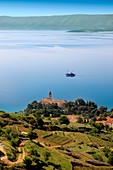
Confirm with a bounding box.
[41,91,66,108]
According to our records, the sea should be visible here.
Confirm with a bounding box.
[0,30,113,112]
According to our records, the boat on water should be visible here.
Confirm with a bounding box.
[65,71,75,77]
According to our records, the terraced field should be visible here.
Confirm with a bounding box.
[1,111,113,170]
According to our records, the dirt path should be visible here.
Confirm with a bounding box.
[3,147,25,166]
[0,141,26,166]
[0,143,7,160]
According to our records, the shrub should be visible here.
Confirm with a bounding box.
[59,116,70,125]
[108,151,113,165]
[77,116,83,123]
[24,156,32,167]
[44,151,51,161]
[1,113,10,118]
[10,137,19,147]
[7,152,16,161]
[103,146,111,158]
[0,121,6,127]
[90,127,99,135]
[26,130,38,140]
[32,155,40,164]
[93,153,103,162]
[29,148,40,157]
[0,128,3,135]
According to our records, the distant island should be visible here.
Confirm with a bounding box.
[0,14,113,31]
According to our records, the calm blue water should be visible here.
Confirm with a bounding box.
[0,30,113,112]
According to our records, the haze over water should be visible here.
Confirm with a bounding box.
[0,30,113,112]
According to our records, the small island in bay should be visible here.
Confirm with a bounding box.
[0,92,113,170]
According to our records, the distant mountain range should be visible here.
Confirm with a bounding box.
[0,14,113,31]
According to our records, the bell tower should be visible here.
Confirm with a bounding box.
[49,91,52,101]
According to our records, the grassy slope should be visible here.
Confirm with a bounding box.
[1,112,113,169]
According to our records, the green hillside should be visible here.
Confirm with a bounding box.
[0,99,113,170]
[0,14,113,31]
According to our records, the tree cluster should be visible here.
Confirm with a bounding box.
[24,98,111,120]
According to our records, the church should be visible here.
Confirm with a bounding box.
[41,91,67,108]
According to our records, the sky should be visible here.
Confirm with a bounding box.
[0,0,113,16]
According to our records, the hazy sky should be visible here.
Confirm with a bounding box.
[0,0,113,16]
